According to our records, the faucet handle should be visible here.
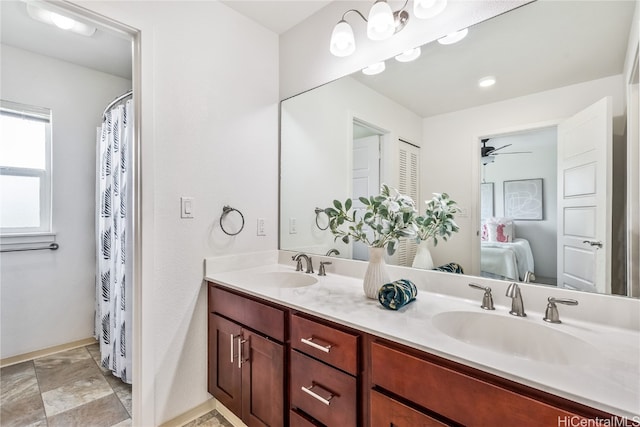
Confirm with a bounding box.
[318,261,332,276]
[294,258,303,271]
[468,283,495,310]
[543,297,578,324]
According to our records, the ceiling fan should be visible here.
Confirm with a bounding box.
[481,139,532,165]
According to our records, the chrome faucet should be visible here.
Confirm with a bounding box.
[543,297,578,324]
[325,248,340,257]
[505,282,526,317]
[318,261,331,276]
[468,283,495,310]
[292,253,314,274]
[523,271,536,283]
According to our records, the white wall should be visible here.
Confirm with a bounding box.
[0,45,132,359]
[73,1,279,424]
[280,76,422,256]
[422,74,625,273]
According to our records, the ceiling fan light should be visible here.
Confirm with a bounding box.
[367,0,395,41]
[413,0,448,19]
[395,47,421,62]
[438,28,468,45]
[362,61,386,75]
[330,20,356,57]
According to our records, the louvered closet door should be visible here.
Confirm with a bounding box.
[397,140,420,266]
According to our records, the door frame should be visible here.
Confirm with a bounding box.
[471,120,561,277]
[53,2,146,424]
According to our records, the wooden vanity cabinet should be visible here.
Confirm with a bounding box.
[369,339,622,427]
[208,285,285,427]
[289,313,361,426]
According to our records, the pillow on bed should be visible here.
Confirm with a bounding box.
[482,217,514,243]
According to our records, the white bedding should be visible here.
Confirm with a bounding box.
[481,238,535,281]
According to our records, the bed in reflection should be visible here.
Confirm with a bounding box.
[480,238,535,282]
[480,217,535,282]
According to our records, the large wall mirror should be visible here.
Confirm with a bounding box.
[280,0,639,298]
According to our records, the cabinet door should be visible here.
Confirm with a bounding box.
[242,330,284,427]
[209,314,242,416]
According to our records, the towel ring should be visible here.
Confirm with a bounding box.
[315,207,329,230]
[220,205,245,236]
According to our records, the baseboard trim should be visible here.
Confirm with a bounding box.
[159,399,217,427]
[0,337,97,368]
[215,401,247,427]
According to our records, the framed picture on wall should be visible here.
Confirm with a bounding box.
[504,178,543,220]
[480,183,494,219]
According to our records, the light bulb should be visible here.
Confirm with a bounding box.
[367,1,395,41]
[414,0,447,19]
[362,61,386,75]
[330,20,356,57]
[50,12,75,30]
[395,47,421,62]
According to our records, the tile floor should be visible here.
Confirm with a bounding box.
[1,343,233,427]
[1,343,131,427]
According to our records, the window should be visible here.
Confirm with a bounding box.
[0,100,52,235]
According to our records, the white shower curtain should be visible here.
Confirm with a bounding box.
[95,99,133,384]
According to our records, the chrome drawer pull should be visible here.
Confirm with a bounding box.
[301,337,332,353]
[301,383,334,405]
[238,338,247,369]
[230,334,235,363]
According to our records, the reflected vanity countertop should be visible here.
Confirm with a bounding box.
[204,252,640,420]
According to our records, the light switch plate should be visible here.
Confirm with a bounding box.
[289,218,297,234]
[181,197,194,218]
[257,218,266,236]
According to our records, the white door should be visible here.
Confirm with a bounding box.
[352,135,380,261]
[557,97,612,293]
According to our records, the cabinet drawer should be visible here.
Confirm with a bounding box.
[209,285,284,341]
[371,342,585,427]
[291,314,359,375]
[289,409,322,427]
[291,350,357,427]
[370,389,447,427]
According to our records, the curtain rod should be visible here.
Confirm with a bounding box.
[102,89,133,120]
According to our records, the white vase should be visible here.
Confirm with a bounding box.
[363,247,391,299]
[412,240,434,270]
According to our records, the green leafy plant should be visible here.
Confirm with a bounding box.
[415,193,461,246]
[324,184,419,256]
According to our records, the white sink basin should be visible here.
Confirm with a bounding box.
[258,271,318,288]
[432,311,598,365]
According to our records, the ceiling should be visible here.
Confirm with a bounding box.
[1,1,635,118]
[350,0,635,117]
[220,0,332,34]
[1,0,132,79]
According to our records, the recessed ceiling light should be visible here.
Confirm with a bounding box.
[362,61,386,76]
[395,47,421,63]
[26,1,96,36]
[438,28,469,45]
[478,76,496,88]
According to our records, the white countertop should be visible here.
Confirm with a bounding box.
[205,251,640,420]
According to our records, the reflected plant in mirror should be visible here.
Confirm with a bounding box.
[415,193,461,246]
[324,184,418,256]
